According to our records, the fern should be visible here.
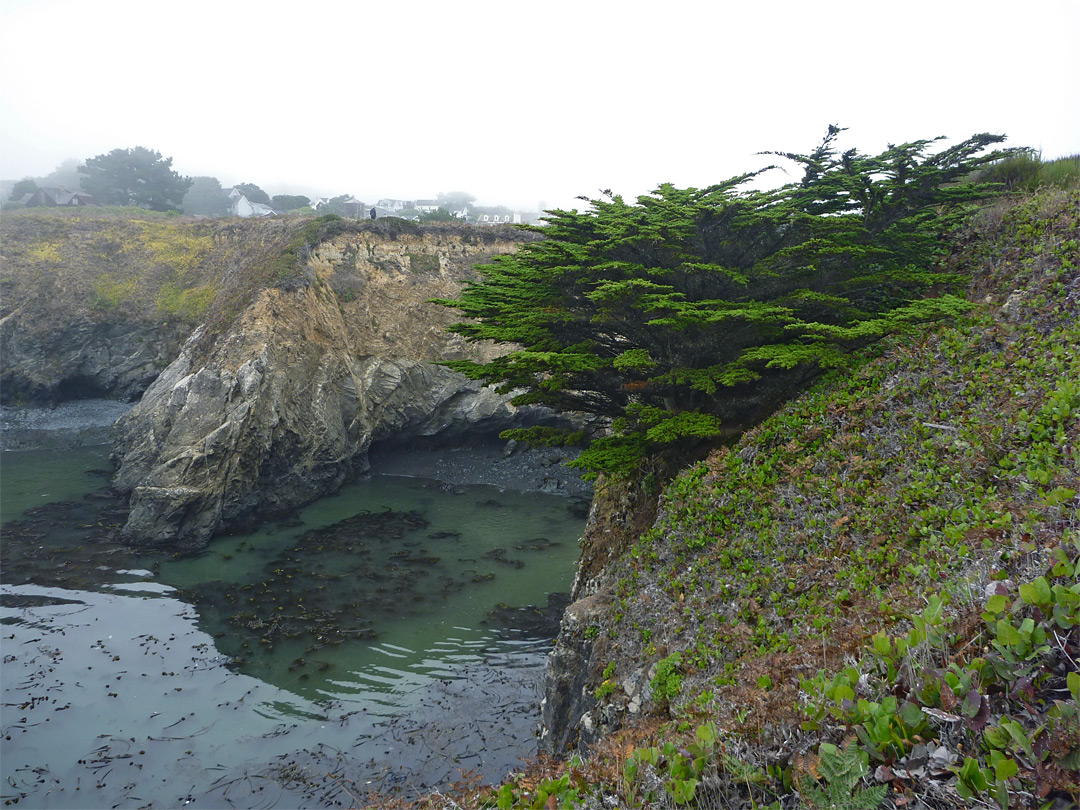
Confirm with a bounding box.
[797,742,887,810]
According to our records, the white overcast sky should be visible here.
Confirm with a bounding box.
[1,0,1077,211]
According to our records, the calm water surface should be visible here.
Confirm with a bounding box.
[1,444,586,808]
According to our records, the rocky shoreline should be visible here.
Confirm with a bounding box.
[368,435,593,499]
[0,399,133,450]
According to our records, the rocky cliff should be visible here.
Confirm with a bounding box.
[2,210,565,548]
[113,223,571,548]
[0,210,305,405]
[534,188,1080,780]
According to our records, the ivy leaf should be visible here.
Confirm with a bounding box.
[1018,576,1052,607]
[993,756,1018,782]
[996,619,1023,646]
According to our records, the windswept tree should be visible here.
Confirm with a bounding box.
[7,178,37,201]
[181,176,229,216]
[437,128,1012,476]
[271,194,312,212]
[78,147,192,211]
[234,182,270,205]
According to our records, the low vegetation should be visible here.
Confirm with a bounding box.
[971,151,1080,194]
[0,209,227,328]
[399,182,1078,809]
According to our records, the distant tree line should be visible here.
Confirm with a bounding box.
[3,148,328,216]
[3,156,499,221]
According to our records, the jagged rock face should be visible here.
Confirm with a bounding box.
[0,315,183,404]
[539,592,609,755]
[0,211,301,407]
[111,229,546,549]
[538,476,661,755]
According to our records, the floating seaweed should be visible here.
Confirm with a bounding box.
[182,507,441,659]
[0,489,132,590]
[514,537,563,551]
[484,592,571,638]
[482,548,525,569]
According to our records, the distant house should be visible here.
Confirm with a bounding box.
[414,199,441,214]
[376,198,411,212]
[227,188,276,218]
[341,197,367,218]
[474,210,522,225]
[23,187,95,207]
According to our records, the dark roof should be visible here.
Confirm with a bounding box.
[23,187,95,207]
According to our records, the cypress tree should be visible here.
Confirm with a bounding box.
[437,128,1011,477]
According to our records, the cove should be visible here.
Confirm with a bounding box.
[1,442,587,808]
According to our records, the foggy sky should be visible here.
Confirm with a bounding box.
[2,0,1078,212]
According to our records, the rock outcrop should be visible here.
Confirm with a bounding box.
[1,210,301,406]
[538,476,662,755]
[0,315,183,403]
[110,224,557,548]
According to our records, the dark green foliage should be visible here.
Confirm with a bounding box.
[270,194,311,211]
[234,182,270,204]
[420,207,456,222]
[316,194,357,217]
[438,128,1012,476]
[181,176,230,216]
[365,216,422,239]
[78,146,193,212]
[8,177,37,201]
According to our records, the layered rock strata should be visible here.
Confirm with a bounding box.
[110,227,552,548]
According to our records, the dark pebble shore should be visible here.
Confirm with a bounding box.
[367,435,594,499]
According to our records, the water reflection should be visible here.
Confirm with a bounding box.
[1,447,586,807]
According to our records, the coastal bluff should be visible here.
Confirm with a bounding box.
[1,210,568,548]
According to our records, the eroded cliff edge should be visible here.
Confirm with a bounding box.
[2,211,573,549]
[112,224,576,548]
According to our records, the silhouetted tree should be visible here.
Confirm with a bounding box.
[233,183,270,205]
[8,178,37,201]
[78,147,192,211]
[181,176,229,216]
[317,194,355,216]
[40,159,82,191]
[437,191,475,210]
[271,194,311,211]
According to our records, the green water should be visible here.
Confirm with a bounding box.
[151,473,584,706]
[1,445,587,806]
[0,446,115,524]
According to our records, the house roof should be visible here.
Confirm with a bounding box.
[23,187,95,206]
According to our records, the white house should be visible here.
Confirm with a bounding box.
[475,211,522,225]
[227,188,276,218]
